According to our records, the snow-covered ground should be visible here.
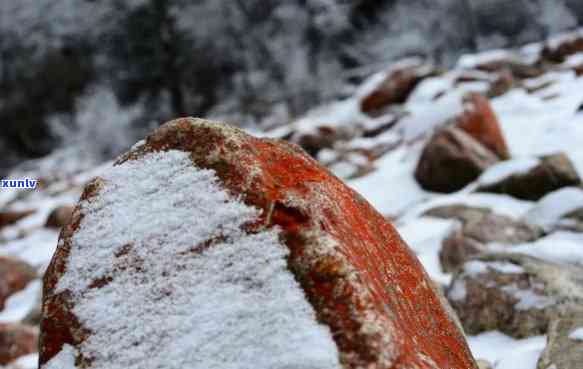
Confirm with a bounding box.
[5,29,583,369]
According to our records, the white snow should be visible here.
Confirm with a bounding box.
[501,285,555,311]
[9,353,40,369]
[43,345,77,369]
[349,143,426,217]
[478,158,540,186]
[467,331,546,369]
[568,327,583,341]
[48,150,341,369]
[457,49,513,69]
[395,217,458,285]
[524,187,583,230]
[0,280,41,323]
[507,236,583,267]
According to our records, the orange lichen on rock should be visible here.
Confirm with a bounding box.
[457,93,510,160]
[40,118,477,369]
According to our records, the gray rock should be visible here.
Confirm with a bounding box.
[424,205,543,272]
[446,253,583,338]
[537,306,583,369]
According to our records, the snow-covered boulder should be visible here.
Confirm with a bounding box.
[424,205,542,272]
[39,118,478,369]
[415,126,499,193]
[447,254,583,339]
[360,60,436,116]
[478,153,581,201]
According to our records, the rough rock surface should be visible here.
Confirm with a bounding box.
[44,205,74,229]
[447,254,583,338]
[537,307,583,369]
[0,257,36,311]
[415,127,499,193]
[0,324,38,365]
[39,118,478,369]
[424,205,543,272]
[360,63,435,116]
[477,153,581,200]
[456,93,510,159]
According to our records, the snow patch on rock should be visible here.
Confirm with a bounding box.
[51,150,341,369]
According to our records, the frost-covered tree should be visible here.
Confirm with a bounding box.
[0,0,581,172]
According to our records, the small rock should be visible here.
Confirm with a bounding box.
[0,210,35,230]
[456,93,510,159]
[360,61,435,116]
[44,205,74,229]
[477,153,581,201]
[0,323,38,365]
[542,36,583,63]
[292,125,355,157]
[0,257,36,311]
[487,70,514,98]
[415,126,499,193]
[476,359,494,369]
[537,306,583,369]
[474,59,545,79]
[425,205,542,272]
[447,254,583,338]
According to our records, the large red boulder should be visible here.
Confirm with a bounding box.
[0,256,36,311]
[0,323,38,365]
[40,118,477,369]
[456,93,510,160]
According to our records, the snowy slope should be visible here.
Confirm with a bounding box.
[5,28,583,369]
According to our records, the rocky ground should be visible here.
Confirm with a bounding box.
[4,29,583,368]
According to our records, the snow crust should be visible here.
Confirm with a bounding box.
[478,158,540,186]
[568,327,583,341]
[524,187,583,230]
[467,332,546,369]
[49,150,341,369]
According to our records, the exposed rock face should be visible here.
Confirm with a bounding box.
[447,254,583,338]
[456,93,510,160]
[537,307,583,369]
[40,118,478,369]
[424,205,543,272]
[477,153,581,201]
[0,323,38,365]
[415,127,499,193]
[0,257,36,311]
[360,62,435,116]
[45,205,74,229]
[0,210,35,230]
